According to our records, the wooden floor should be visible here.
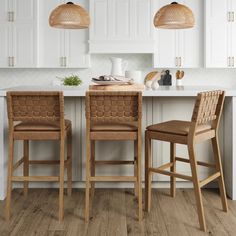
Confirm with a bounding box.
[0,188,235,236]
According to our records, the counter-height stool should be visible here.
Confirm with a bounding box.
[85,91,142,222]
[145,90,228,232]
[5,91,72,221]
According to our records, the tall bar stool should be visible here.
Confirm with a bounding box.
[145,90,228,232]
[85,91,142,222]
[5,91,72,221]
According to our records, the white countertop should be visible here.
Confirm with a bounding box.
[0,85,236,97]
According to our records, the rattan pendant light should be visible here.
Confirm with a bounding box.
[49,2,90,29]
[154,2,194,29]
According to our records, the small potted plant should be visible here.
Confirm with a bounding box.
[62,74,82,86]
[55,74,82,86]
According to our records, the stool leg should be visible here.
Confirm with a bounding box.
[91,141,95,198]
[134,140,138,197]
[170,142,176,198]
[67,129,72,196]
[137,134,142,222]
[5,136,14,220]
[188,143,206,232]
[145,131,152,212]
[23,140,29,197]
[85,139,91,222]
[59,139,65,222]
[211,136,228,212]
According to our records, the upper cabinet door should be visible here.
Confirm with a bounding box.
[153,29,177,68]
[153,0,179,68]
[38,0,64,68]
[110,0,131,40]
[0,0,37,68]
[205,0,229,68]
[64,0,90,68]
[89,0,154,53]
[90,0,109,40]
[11,0,37,68]
[0,0,11,67]
[230,0,236,67]
[178,0,203,68]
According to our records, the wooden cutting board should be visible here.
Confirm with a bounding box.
[89,83,145,91]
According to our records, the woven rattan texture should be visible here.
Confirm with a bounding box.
[7,92,63,122]
[191,90,223,125]
[86,92,142,123]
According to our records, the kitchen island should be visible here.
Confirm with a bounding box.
[0,86,235,201]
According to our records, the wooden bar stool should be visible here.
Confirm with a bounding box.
[145,90,228,232]
[85,91,142,222]
[5,91,72,221]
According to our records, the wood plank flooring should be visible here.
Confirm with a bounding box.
[0,188,235,236]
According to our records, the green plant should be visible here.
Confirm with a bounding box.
[61,75,82,86]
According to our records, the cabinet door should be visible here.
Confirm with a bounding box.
[64,0,90,68]
[205,0,230,68]
[12,23,36,67]
[231,0,236,67]
[178,0,203,68]
[0,0,9,22]
[90,0,109,40]
[0,0,11,67]
[0,25,11,67]
[110,0,132,40]
[38,0,65,68]
[153,0,177,68]
[11,0,37,68]
[65,30,90,68]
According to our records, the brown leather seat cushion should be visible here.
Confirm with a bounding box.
[14,119,71,131]
[147,120,211,136]
[91,123,138,131]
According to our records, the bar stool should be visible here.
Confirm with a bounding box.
[5,91,72,221]
[85,91,142,222]
[145,90,228,232]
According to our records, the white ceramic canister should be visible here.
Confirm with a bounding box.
[125,70,142,84]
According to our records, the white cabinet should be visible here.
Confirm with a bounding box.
[38,0,90,68]
[0,0,37,68]
[205,0,236,68]
[89,0,155,53]
[153,0,202,68]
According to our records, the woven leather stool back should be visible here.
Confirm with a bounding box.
[85,91,142,125]
[7,91,64,123]
[191,90,225,126]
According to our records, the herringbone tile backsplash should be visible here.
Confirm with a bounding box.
[0,54,235,88]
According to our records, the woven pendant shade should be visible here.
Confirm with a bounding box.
[154,2,194,29]
[49,2,90,29]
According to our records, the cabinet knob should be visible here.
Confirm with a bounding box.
[8,12,14,22]
[179,57,182,67]
[8,57,14,67]
[232,12,235,22]
[228,12,231,22]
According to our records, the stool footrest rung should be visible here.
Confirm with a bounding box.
[12,176,59,182]
[200,172,221,187]
[95,160,135,165]
[29,160,70,165]
[149,167,192,181]
[90,176,136,182]
[175,157,216,168]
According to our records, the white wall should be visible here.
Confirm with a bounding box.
[0,54,236,88]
